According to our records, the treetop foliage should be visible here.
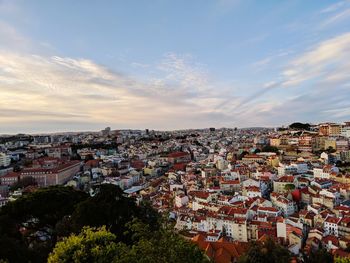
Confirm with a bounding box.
[289,122,311,130]
[0,184,206,263]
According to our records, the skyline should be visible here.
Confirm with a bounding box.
[1,0,350,133]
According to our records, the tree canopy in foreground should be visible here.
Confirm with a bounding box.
[0,185,207,263]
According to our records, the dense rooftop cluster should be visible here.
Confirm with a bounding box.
[1,122,350,262]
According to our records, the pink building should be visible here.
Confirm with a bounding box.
[19,160,81,187]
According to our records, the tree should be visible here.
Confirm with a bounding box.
[0,236,30,263]
[289,122,311,130]
[1,186,88,232]
[239,151,249,160]
[326,146,336,154]
[0,186,88,262]
[114,219,208,263]
[70,185,160,242]
[48,226,122,263]
[10,176,37,191]
[13,165,21,172]
[335,258,350,263]
[2,184,191,262]
[238,238,291,263]
[284,184,295,191]
[303,248,333,263]
[84,154,94,161]
[48,220,208,263]
[261,145,279,154]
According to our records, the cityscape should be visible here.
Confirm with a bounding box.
[1,1,350,263]
[1,123,350,262]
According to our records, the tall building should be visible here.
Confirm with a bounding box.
[0,153,11,167]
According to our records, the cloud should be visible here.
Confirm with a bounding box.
[2,28,350,133]
[220,31,350,127]
[0,6,350,132]
[320,8,350,28]
[282,32,350,87]
[0,21,30,49]
[0,50,236,133]
[251,50,292,71]
[320,1,348,14]
[234,32,350,126]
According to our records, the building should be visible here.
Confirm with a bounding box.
[313,165,338,180]
[175,194,189,208]
[324,216,341,236]
[273,176,295,193]
[324,139,337,151]
[329,124,342,136]
[19,160,81,187]
[336,140,349,152]
[0,153,11,167]
[341,125,350,138]
[45,145,72,159]
[192,233,248,263]
[298,136,313,152]
[0,172,19,186]
[167,152,191,164]
[271,193,296,216]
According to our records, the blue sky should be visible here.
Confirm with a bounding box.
[0,0,350,133]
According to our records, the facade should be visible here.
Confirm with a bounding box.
[19,160,81,187]
[273,176,295,193]
[0,172,18,186]
[324,216,341,236]
[0,153,11,167]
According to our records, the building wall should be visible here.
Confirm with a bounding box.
[0,153,11,167]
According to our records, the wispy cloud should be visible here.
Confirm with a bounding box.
[0,1,350,132]
[282,32,350,87]
[320,0,349,14]
[320,8,350,28]
[251,50,292,71]
[0,50,236,132]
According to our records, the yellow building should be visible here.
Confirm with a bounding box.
[270,138,281,147]
[324,139,337,150]
[267,156,279,167]
[143,167,155,176]
[329,124,341,136]
[312,136,326,152]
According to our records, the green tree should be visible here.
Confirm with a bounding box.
[1,186,88,234]
[10,176,37,191]
[303,248,333,263]
[71,185,160,241]
[254,148,261,154]
[326,146,336,154]
[239,151,249,160]
[114,219,208,263]
[289,122,311,130]
[284,184,295,191]
[0,236,29,263]
[48,226,123,263]
[261,145,279,153]
[335,257,350,263]
[238,238,291,263]
[0,186,88,262]
[49,220,208,263]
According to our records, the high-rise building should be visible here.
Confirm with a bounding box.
[0,153,11,167]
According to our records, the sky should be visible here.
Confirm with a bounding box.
[0,0,350,134]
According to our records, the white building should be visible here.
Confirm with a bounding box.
[324,215,341,236]
[0,153,11,167]
[175,194,189,208]
[271,194,296,216]
[341,126,350,138]
[313,168,331,179]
